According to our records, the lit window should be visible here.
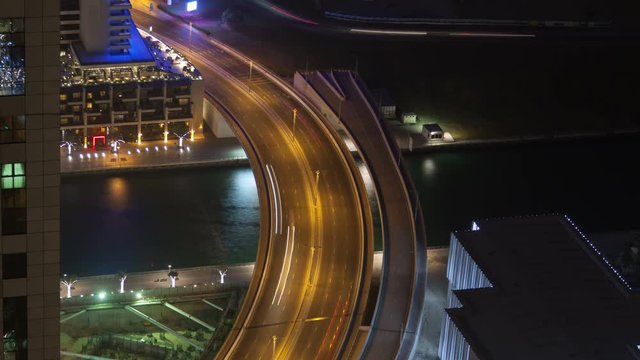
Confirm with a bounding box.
[60,94,68,101]
[0,18,25,96]
[1,163,25,189]
[1,163,26,235]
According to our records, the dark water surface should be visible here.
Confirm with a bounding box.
[62,136,639,276]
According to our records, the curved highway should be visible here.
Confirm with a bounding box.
[131,3,374,359]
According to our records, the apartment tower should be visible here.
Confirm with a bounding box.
[0,1,61,359]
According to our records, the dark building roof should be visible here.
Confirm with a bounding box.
[448,215,640,360]
[423,123,443,133]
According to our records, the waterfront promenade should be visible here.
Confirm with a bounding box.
[61,248,449,359]
[61,135,248,174]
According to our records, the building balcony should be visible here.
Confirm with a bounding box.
[109,29,131,39]
[109,19,131,30]
[87,113,111,125]
[60,115,83,127]
[109,9,131,20]
[141,110,165,122]
[167,106,192,120]
[113,112,137,123]
[110,0,132,10]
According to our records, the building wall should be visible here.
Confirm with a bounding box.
[438,233,491,360]
[60,78,203,144]
[0,0,61,359]
[79,0,109,52]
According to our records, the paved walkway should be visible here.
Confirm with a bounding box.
[61,135,248,174]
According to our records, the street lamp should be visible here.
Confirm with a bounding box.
[272,336,278,360]
[117,272,127,294]
[110,139,125,154]
[60,141,74,156]
[189,22,193,53]
[218,268,228,284]
[61,274,78,299]
[174,131,190,150]
[168,265,178,288]
[291,109,297,141]
[314,170,320,207]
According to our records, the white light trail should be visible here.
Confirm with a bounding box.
[350,28,427,36]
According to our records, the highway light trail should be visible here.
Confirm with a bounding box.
[266,164,283,235]
[449,31,535,38]
[350,28,428,36]
[272,225,296,306]
[270,5,319,25]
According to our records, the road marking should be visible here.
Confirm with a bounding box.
[304,316,329,322]
[278,225,295,306]
[265,164,283,234]
[272,225,295,305]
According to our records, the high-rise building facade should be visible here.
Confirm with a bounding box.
[0,1,61,359]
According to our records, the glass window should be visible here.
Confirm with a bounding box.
[2,253,27,279]
[1,163,25,189]
[0,18,25,96]
[3,296,28,359]
[1,163,26,235]
[0,115,25,143]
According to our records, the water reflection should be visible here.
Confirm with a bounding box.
[106,177,128,212]
[422,158,436,177]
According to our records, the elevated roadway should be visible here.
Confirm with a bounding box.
[298,70,427,359]
[131,3,374,359]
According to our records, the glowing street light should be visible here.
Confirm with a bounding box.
[168,268,179,288]
[116,272,127,294]
[60,274,78,298]
[272,336,278,360]
[174,131,190,150]
[60,141,74,156]
[291,109,297,141]
[314,170,320,207]
[137,133,142,145]
[110,139,125,154]
[218,268,228,284]
[188,22,193,53]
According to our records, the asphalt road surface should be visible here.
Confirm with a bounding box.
[130,2,373,359]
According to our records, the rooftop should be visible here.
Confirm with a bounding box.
[448,215,640,360]
[71,22,154,67]
[61,28,201,87]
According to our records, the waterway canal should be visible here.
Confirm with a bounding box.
[62,136,639,276]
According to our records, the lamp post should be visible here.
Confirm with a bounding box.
[60,141,74,156]
[61,274,78,299]
[249,60,253,82]
[174,131,190,150]
[110,139,125,154]
[314,170,320,207]
[218,268,228,284]
[189,22,193,53]
[272,336,278,360]
[291,109,297,141]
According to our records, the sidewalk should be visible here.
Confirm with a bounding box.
[61,135,248,174]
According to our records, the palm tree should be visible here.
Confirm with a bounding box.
[116,271,127,293]
[60,274,78,298]
[168,270,179,288]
